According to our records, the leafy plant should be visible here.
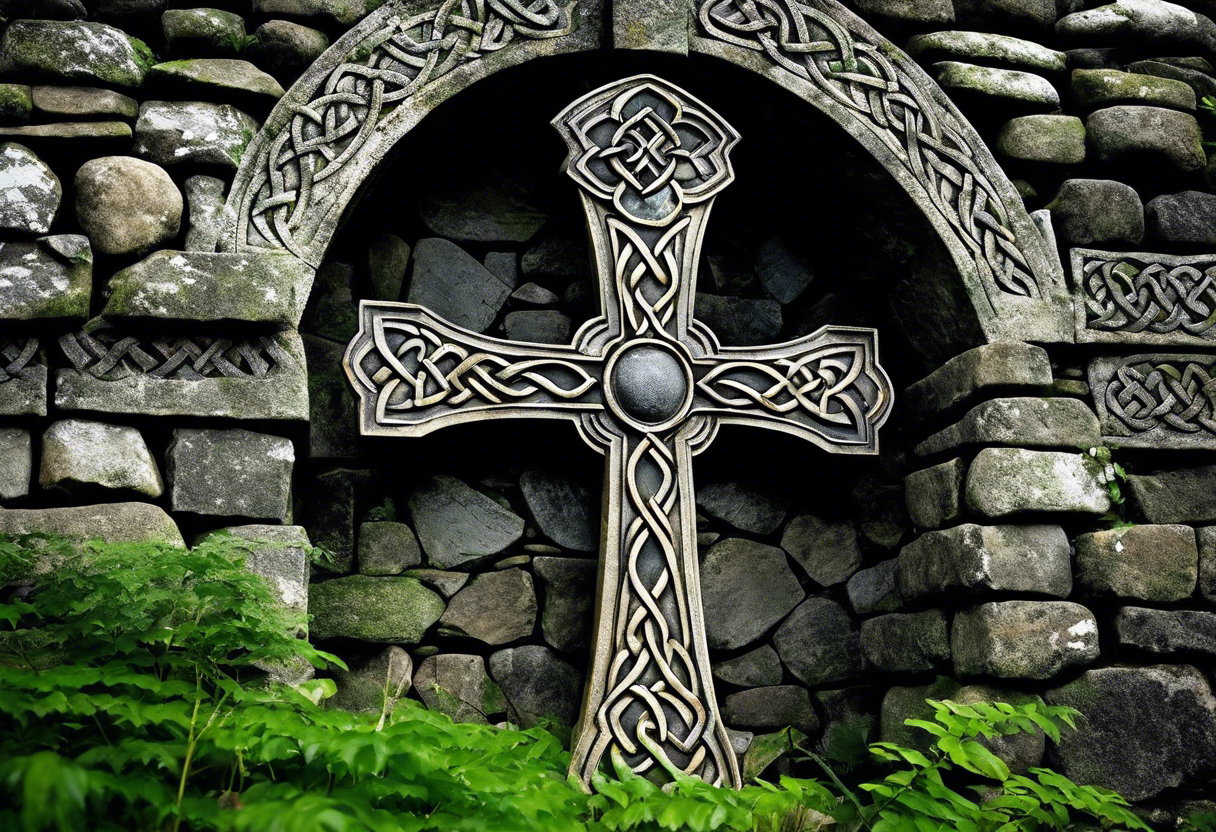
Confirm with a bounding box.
[1087,446,1133,529]
[224,32,259,53]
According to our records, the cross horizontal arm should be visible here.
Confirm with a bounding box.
[690,325,893,454]
[344,302,605,437]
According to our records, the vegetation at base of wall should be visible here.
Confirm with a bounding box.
[0,534,1149,832]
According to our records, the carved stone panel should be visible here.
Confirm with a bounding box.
[0,337,47,416]
[1089,354,1216,449]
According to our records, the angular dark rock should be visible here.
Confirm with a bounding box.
[860,610,950,673]
[533,556,595,654]
[414,653,508,724]
[779,513,862,587]
[1045,178,1144,247]
[701,538,803,651]
[773,597,866,687]
[408,238,511,333]
[329,646,412,713]
[168,428,293,520]
[1145,190,1216,248]
[711,644,783,688]
[754,236,813,305]
[898,523,1072,600]
[0,236,91,322]
[696,479,787,535]
[408,475,525,569]
[247,20,328,85]
[722,686,819,733]
[367,233,409,301]
[846,559,902,615]
[904,458,965,530]
[1128,464,1216,524]
[1115,607,1216,656]
[357,521,422,576]
[693,293,782,347]
[488,645,582,729]
[438,568,537,645]
[504,310,572,344]
[420,175,545,244]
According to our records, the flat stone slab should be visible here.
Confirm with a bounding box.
[1072,68,1195,111]
[846,559,902,615]
[996,115,1086,164]
[134,100,258,169]
[773,597,866,687]
[721,686,818,733]
[309,575,444,643]
[695,479,787,535]
[932,62,1060,108]
[407,238,511,334]
[953,600,1100,679]
[0,236,91,322]
[898,523,1072,600]
[1089,354,1216,448]
[904,342,1052,423]
[701,537,803,651]
[414,653,508,724]
[904,457,965,529]
[907,31,1066,73]
[407,475,524,569]
[519,470,596,552]
[1115,607,1216,656]
[167,428,294,520]
[915,397,1100,457]
[711,644,783,688]
[965,448,1110,518]
[0,502,184,547]
[419,177,545,244]
[1127,463,1216,524]
[1087,105,1206,173]
[145,59,284,111]
[1076,524,1198,601]
[30,86,138,120]
[1047,179,1144,248]
[438,568,537,645]
[39,419,161,497]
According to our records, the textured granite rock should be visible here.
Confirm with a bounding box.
[965,449,1110,518]
[0,428,31,500]
[1127,464,1216,524]
[701,538,803,651]
[414,653,507,724]
[407,475,524,569]
[898,523,1072,600]
[74,156,181,256]
[488,645,581,729]
[357,521,421,576]
[0,502,183,546]
[904,342,1052,423]
[1087,105,1206,173]
[438,568,537,645]
[1045,178,1144,246]
[773,597,866,687]
[329,646,412,713]
[1115,607,1216,656]
[309,575,444,643]
[198,524,309,612]
[39,419,161,497]
[953,601,1100,679]
[780,514,862,587]
[860,610,951,673]
[0,236,91,322]
[916,397,1101,457]
[0,142,58,233]
[408,238,512,333]
[0,21,152,88]
[167,428,293,520]
[996,115,1086,163]
[134,100,257,168]
[532,556,595,654]
[904,458,965,530]
[1075,524,1198,601]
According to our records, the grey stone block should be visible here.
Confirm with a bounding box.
[693,293,782,347]
[860,610,950,673]
[438,568,537,645]
[1115,607,1216,656]
[915,397,1100,457]
[722,686,819,733]
[1201,526,1216,603]
[0,502,183,546]
[533,556,595,654]
[309,575,443,643]
[904,342,1052,423]
[357,521,421,576]
[407,238,511,333]
[898,523,1072,600]
[964,448,1110,518]
[1047,178,1145,247]
[414,653,507,724]
[996,115,1086,164]
[0,236,91,322]
[701,538,803,651]
[1128,464,1216,524]
[906,32,1066,73]
[780,513,861,586]
[0,427,31,500]
[0,142,58,233]
[74,156,181,256]
[489,645,581,729]
[199,524,309,612]
[846,559,902,615]
[712,644,783,688]
[183,175,224,252]
[1075,524,1198,601]
[0,20,150,88]
[1146,190,1216,248]
[905,458,965,530]
[1087,105,1206,173]
[952,601,1099,679]
[407,475,524,569]
[696,478,787,535]
[39,419,161,497]
[329,646,411,714]
[932,62,1060,109]
[1072,69,1196,111]
[144,59,284,112]
[134,100,257,168]
[168,428,293,520]
[30,86,137,120]
[773,597,866,687]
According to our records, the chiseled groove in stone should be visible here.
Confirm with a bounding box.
[1088,353,1216,449]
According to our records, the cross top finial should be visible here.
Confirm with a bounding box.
[553,75,740,227]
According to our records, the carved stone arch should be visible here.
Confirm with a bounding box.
[221,0,1072,345]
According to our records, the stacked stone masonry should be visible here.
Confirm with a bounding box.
[0,0,1215,816]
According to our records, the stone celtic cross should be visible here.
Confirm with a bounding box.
[344,75,893,790]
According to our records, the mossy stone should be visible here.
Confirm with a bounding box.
[309,575,445,643]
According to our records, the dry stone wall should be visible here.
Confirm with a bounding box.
[1,0,1216,818]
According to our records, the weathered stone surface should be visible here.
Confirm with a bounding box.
[304,468,364,574]
[103,251,313,328]
[199,524,309,612]
[0,502,184,546]
[520,237,588,281]
[309,575,443,643]
[780,514,861,587]
[1072,69,1196,111]
[75,156,182,256]
[533,556,594,654]
[167,428,293,520]
[1046,179,1144,247]
[846,559,902,615]
[0,428,31,500]
[367,233,409,301]
[861,610,950,673]
[407,475,524,569]
[162,8,245,57]
[1145,190,1216,247]
[299,334,356,459]
[438,568,536,645]
[407,238,511,334]
[996,115,1086,164]
[503,310,572,344]
[402,568,469,598]
[1201,526,1216,603]
[712,644,783,688]
[329,646,412,713]
[357,521,421,576]
[414,653,507,724]
[702,538,803,650]
[0,236,91,321]
[39,419,161,497]
[145,59,284,110]
[693,293,782,347]
[953,601,1099,679]
[853,0,953,24]
[965,449,1110,518]
[0,84,31,124]
[1128,464,1216,524]
[1075,524,1198,601]
[898,523,1072,600]
[1046,665,1216,801]
[0,143,58,233]
[0,347,45,417]
[933,62,1060,109]
[954,0,1055,29]
[696,479,787,535]
[510,282,559,307]
[488,645,581,729]
[483,251,517,289]
[916,397,1101,457]
[420,175,544,244]
[1126,58,1216,103]
[251,0,384,27]
[773,597,866,687]
[0,21,151,88]
[1115,607,1216,656]
[247,20,328,85]
[613,0,686,54]
[905,458,965,530]
[880,678,963,751]
[1056,0,1216,55]
[907,31,1066,73]
[1087,106,1206,173]
[754,236,813,305]
[722,686,818,732]
[183,175,224,252]
[299,260,355,342]
[904,342,1052,423]
[134,100,256,169]
[30,85,137,120]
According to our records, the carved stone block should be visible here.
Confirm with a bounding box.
[1071,248,1216,346]
[0,337,47,416]
[1088,353,1216,449]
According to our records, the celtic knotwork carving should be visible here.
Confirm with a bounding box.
[1074,249,1216,345]
[241,0,573,259]
[1106,357,1216,438]
[697,0,1039,300]
[59,331,291,381]
[609,216,689,338]
[0,338,39,384]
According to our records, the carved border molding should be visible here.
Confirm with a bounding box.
[1089,353,1216,450]
[1071,248,1216,347]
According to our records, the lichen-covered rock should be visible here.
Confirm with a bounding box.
[0,427,31,500]
[0,143,58,233]
[167,428,293,520]
[996,115,1086,164]
[1072,69,1196,111]
[1115,607,1216,656]
[860,610,950,673]
[1075,524,1197,601]
[932,62,1060,109]
[1201,526,1216,603]
[357,521,421,576]
[247,20,328,85]
[438,568,536,645]
[712,644,783,688]
[846,559,902,615]
[904,342,1052,423]
[0,502,184,547]
[0,236,91,321]
[30,85,137,120]
[780,513,862,587]
[252,0,387,28]
[198,524,309,611]
[162,8,246,57]
[414,653,507,724]
[1127,464,1216,524]
[533,556,595,654]
[1046,665,1216,801]
[134,100,257,168]
[696,479,787,536]
[953,601,1099,679]
[722,686,819,733]
[329,646,411,713]
[907,31,1066,72]
[1145,190,1216,248]
[693,293,783,347]
[904,458,965,530]
[1056,0,1216,55]
[954,0,1056,29]
[898,523,1072,600]
[309,575,444,643]
[1087,106,1206,173]
[880,677,962,751]
[407,475,524,569]
[965,449,1110,518]
[916,397,1100,458]
[402,568,468,598]
[503,310,572,344]
[102,250,314,328]
[145,59,284,111]
[74,156,182,256]
[701,538,803,651]
[0,21,152,89]
[0,84,32,124]
[773,597,866,687]
[39,419,161,497]
[183,174,224,251]
[488,645,581,730]
[1045,178,1144,246]
[852,0,953,24]
[407,238,511,333]
[0,120,131,148]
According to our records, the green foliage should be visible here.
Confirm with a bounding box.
[224,32,259,53]
[1183,811,1216,832]
[1088,446,1133,529]
[0,535,1151,832]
